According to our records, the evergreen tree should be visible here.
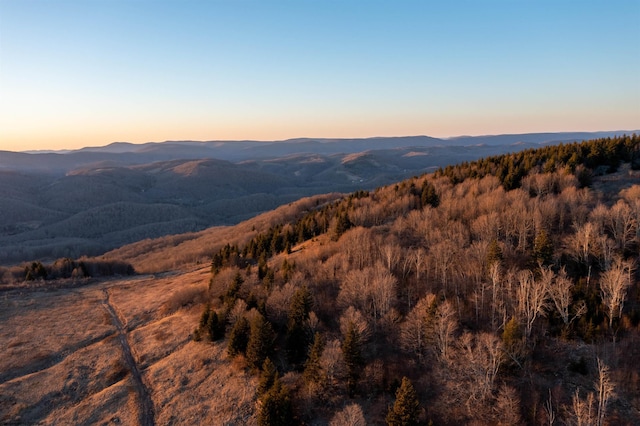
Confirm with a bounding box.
[487,238,503,267]
[257,357,278,397]
[386,376,421,426]
[258,254,269,280]
[420,180,439,208]
[225,272,244,305]
[247,313,276,370]
[207,310,225,341]
[211,253,223,276]
[281,258,295,283]
[502,317,525,368]
[289,286,313,325]
[534,229,554,266]
[342,322,364,396]
[332,211,352,241]
[303,332,325,387]
[286,286,314,364]
[199,304,211,330]
[228,316,250,357]
[257,379,294,426]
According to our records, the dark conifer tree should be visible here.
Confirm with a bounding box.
[342,322,364,396]
[257,357,278,397]
[534,229,554,266]
[332,211,352,241]
[257,378,294,426]
[302,332,325,387]
[386,376,421,426]
[207,310,225,341]
[487,239,503,267]
[225,272,244,306]
[420,180,439,208]
[286,285,314,364]
[247,313,276,370]
[199,304,211,330]
[228,316,250,357]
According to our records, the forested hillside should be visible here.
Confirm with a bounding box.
[2,132,633,265]
[195,135,640,424]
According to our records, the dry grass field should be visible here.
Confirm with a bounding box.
[0,267,257,425]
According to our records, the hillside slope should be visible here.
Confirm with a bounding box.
[2,131,635,265]
[175,135,640,424]
[2,135,639,424]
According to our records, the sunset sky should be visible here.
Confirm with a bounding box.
[1,0,639,152]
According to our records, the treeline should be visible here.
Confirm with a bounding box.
[210,190,371,275]
[435,134,640,189]
[194,136,640,425]
[0,257,135,285]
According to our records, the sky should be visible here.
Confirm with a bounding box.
[0,1,639,152]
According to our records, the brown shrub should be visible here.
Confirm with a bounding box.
[161,285,207,315]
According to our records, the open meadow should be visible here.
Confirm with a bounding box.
[0,268,256,425]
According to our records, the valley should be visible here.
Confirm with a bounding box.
[1,132,633,265]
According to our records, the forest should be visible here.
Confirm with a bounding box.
[195,135,640,425]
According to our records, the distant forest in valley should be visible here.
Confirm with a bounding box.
[193,135,640,424]
[0,131,632,265]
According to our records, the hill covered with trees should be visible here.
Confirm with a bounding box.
[2,131,633,265]
[193,134,640,424]
[2,135,638,424]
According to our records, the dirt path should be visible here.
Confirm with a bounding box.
[102,288,155,426]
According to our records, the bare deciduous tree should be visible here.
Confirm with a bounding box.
[369,263,397,321]
[495,384,523,426]
[597,235,616,271]
[378,239,402,272]
[228,298,248,327]
[265,282,296,326]
[342,227,376,270]
[516,269,549,339]
[338,263,397,321]
[566,357,615,426]
[339,306,371,342]
[570,388,595,426]
[432,240,457,296]
[547,267,572,325]
[306,311,320,334]
[411,247,427,283]
[599,258,632,327]
[433,300,458,362]
[320,339,345,385]
[567,221,598,283]
[620,185,640,242]
[458,331,504,406]
[400,294,436,361]
[607,200,636,251]
[329,403,366,426]
[489,261,502,329]
[595,357,615,426]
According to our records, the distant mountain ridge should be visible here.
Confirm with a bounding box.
[6,131,637,174]
[0,130,637,264]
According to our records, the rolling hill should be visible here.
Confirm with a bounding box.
[0,131,636,264]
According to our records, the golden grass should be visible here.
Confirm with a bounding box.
[0,287,114,382]
[1,265,259,424]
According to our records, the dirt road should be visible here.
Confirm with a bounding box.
[102,288,155,426]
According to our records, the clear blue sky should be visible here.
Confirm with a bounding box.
[1,0,639,151]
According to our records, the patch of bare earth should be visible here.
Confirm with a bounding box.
[1,266,255,424]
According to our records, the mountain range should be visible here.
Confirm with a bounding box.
[0,130,635,264]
